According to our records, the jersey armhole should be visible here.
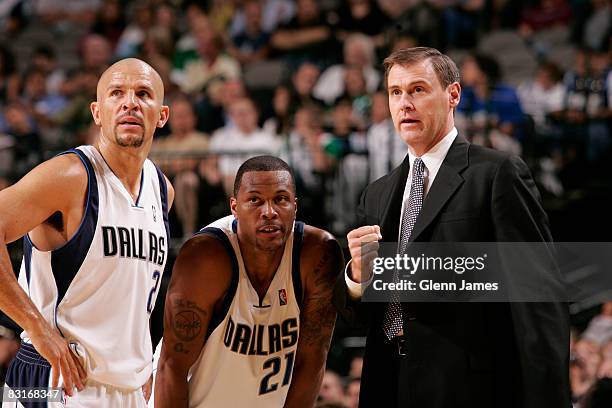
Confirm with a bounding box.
[195,227,240,339]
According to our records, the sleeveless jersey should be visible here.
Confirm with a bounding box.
[17,145,170,390]
[187,215,303,408]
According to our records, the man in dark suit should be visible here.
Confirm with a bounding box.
[334,47,570,407]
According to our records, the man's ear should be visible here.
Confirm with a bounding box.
[230,197,238,217]
[448,82,461,108]
[90,101,101,125]
[157,105,170,128]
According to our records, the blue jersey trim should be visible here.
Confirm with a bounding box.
[196,227,240,339]
[154,164,170,242]
[50,149,99,329]
[291,222,304,309]
[23,235,33,290]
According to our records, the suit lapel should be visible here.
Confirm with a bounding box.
[380,154,411,242]
[410,136,470,242]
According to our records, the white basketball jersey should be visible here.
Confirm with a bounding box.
[17,145,170,390]
[187,215,304,408]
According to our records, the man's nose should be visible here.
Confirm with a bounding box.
[399,93,415,111]
[262,201,278,218]
[122,90,138,110]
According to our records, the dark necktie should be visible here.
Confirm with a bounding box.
[382,157,426,340]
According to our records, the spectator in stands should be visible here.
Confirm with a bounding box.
[562,48,611,164]
[155,1,180,44]
[582,302,612,347]
[79,33,112,75]
[263,84,293,136]
[280,105,332,228]
[209,96,281,194]
[332,0,391,47]
[196,78,248,134]
[313,33,380,106]
[31,44,66,96]
[434,0,485,49]
[207,0,237,34]
[114,2,154,59]
[518,61,566,133]
[91,0,126,50]
[457,52,524,154]
[173,16,241,97]
[140,27,175,97]
[599,340,612,378]
[367,90,407,182]
[271,0,334,66]
[228,0,271,65]
[54,68,98,147]
[318,370,345,405]
[288,61,324,114]
[579,0,611,52]
[2,102,41,180]
[0,44,20,105]
[20,67,68,138]
[325,99,368,235]
[335,65,372,124]
[151,97,209,177]
[572,338,603,402]
[344,377,360,408]
[518,0,572,39]
[151,96,217,236]
[229,0,296,38]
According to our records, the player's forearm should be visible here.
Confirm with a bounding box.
[0,241,47,335]
[154,365,190,408]
[284,357,325,408]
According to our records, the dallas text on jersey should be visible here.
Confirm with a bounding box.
[223,316,298,356]
[101,226,167,266]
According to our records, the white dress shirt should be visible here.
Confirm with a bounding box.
[345,127,458,299]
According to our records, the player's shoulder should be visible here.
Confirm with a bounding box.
[12,150,89,201]
[177,232,232,266]
[300,225,343,271]
[174,232,234,281]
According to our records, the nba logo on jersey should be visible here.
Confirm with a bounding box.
[278,289,287,306]
[152,205,157,222]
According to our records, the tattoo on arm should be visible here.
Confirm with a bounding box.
[170,299,208,353]
[300,243,340,347]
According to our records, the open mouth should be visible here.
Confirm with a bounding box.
[400,118,420,125]
[258,225,282,234]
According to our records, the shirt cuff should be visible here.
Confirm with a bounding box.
[344,259,373,300]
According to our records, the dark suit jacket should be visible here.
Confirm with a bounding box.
[335,136,570,408]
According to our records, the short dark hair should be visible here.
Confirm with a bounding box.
[233,156,295,197]
[383,47,460,89]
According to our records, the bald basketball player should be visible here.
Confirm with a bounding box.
[0,58,173,407]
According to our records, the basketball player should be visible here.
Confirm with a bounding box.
[0,58,172,407]
[153,156,343,407]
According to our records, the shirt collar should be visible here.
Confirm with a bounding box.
[407,127,458,172]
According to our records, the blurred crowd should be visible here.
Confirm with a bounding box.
[0,0,611,406]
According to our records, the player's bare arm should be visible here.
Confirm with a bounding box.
[284,227,344,407]
[0,154,88,395]
[155,234,233,408]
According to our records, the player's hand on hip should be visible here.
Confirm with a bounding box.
[28,323,87,396]
[347,225,382,283]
